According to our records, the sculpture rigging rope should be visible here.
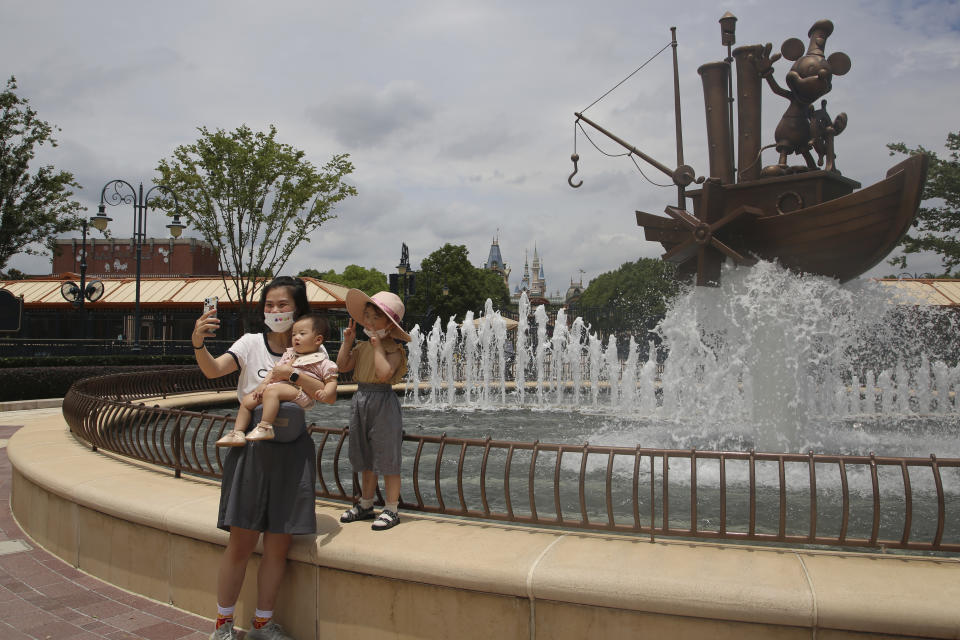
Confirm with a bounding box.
[579,41,672,114]
[573,40,674,188]
[575,121,672,188]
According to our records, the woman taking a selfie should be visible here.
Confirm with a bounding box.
[193,275,332,640]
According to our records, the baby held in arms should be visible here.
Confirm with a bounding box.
[217,314,338,446]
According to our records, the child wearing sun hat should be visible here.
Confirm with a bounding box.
[336,289,410,530]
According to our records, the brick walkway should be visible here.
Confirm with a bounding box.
[0,423,218,640]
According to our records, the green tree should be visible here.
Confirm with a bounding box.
[299,264,387,296]
[405,243,510,329]
[156,124,357,323]
[574,258,679,333]
[0,77,84,273]
[0,268,27,280]
[887,132,960,277]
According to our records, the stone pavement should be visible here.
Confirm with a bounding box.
[0,422,219,640]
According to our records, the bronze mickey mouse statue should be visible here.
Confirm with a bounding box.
[756,19,851,177]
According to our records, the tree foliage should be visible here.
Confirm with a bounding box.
[573,258,679,333]
[0,268,26,280]
[887,132,960,277]
[0,76,84,273]
[156,124,357,321]
[298,264,387,296]
[404,243,510,329]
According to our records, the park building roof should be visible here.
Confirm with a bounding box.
[876,278,960,307]
[1,275,955,311]
[0,274,349,310]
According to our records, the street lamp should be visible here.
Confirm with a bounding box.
[392,242,415,307]
[389,243,452,328]
[77,218,91,314]
[59,212,111,337]
[97,180,184,350]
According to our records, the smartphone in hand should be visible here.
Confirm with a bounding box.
[203,296,218,318]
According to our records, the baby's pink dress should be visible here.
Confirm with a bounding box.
[270,347,339,408]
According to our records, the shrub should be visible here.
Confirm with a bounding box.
[0,365,197,402]
[0,355,196,369]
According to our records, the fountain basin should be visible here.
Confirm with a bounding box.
[10,404,960,639]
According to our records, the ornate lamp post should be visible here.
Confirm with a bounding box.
[77,217,91,314]
[76,216,94,332]
[390,243,450,328]
[392,243,414,308]
[97,180,184,350]
[59,209,113,337]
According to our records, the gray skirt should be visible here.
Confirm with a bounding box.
[217,430,317,535]
[348,383,404,475]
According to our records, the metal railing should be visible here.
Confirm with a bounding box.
[0,338,235,358]
[0,337,344,360]
[62,368,960,552]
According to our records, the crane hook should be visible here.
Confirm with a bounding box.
[568,153,583,188]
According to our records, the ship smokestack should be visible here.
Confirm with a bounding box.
[733,45,765,182]
[698,61,734,184]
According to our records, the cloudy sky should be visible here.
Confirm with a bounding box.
[4,0,959,292]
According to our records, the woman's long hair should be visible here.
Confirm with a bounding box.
[257,276,310,330]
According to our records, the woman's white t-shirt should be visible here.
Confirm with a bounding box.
[226,333,285,398]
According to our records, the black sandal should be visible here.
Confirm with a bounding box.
[340,502,375,523]
[371,509,400,531]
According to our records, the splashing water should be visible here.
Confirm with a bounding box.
[516,294,530,405]
[404,263,960,455]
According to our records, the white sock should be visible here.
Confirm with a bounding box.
[360,497,374,510]
[385,501,399,513]
[254,608,273,619]
[217,604,235,616]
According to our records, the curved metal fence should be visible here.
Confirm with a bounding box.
[62,369,960,552]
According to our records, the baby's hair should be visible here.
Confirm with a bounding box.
[294,313,330,340]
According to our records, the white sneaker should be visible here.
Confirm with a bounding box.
[246,620,294,640]
[209,621,237,640]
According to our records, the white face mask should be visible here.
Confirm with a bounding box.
[264,311,295,333]
[363,327,391,339]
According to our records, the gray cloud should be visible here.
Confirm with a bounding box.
[4,0,959,288]
[307,83,435,148]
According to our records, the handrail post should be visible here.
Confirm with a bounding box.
[173,414,182,479]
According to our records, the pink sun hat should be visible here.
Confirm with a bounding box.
[345,289,411,342]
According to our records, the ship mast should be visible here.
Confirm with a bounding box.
[670,26,686,210]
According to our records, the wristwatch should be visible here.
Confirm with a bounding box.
[289,371,300,385]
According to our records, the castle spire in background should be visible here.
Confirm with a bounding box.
[483,232,510,288]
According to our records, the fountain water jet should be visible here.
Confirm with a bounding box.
[404,262,959,457]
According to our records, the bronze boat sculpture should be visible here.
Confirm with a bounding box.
[571,15,928,286]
